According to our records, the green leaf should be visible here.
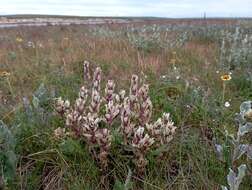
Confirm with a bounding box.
[238,122,252,136]
[150,144,169,156]
[0,121,15,150]
[240,101,252,115]
[59,138,83,155]
[227,164,246,190]
[3,151,17,180]
[247,145,252,159]
[215,144,224,161]
[221,186,228,190]
[233,144,248,161]
[113,180,125,190]
[34,83,47,99]
[0,121,16,184]
[32,95,40,109]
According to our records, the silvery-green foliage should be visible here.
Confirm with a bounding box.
[33,83,47,100]
[219,27,252,71]
[22,83,53,124]
[216,101,252,189]
[22,97,33,118]
[127,25,163,52]
[247,146,252,159]
[237,101,252,137]
[233,144,249,161]
[0,121,17,186]
[89,26,123,38]
[215,144,224,162]
[222,164,247,190]
[32,95,40,109]
[126,24,190,51]
[238,122,252,136]
[216,100,252,162]
[86,23,252,55]
[240,101,252,115]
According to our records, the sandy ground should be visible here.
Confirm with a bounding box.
[0,17,135,28]
[0,16,241,28]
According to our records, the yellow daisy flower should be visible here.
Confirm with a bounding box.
[16,37,23,43]
[221,74,232,81]
[0,71,11,77]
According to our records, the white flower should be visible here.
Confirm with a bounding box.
[224,101,231,108]
[27,41,35,48]
[119,90,126,100]
[54,127,66,139]
[216,70,220,74]
[161,75,166,79]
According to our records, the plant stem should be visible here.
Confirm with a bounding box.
[222,81,226,104]
[6,77,14,98]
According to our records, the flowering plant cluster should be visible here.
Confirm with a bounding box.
[55,61,177,173]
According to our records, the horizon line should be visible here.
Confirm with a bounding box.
[1,14,252,19]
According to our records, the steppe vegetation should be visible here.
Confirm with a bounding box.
[0,18,252,189]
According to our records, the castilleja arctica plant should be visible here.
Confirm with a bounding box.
[55,60,177,173]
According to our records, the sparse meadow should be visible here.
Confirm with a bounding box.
[0,18,252,189]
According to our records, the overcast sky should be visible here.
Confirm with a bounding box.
[0,0,252,18]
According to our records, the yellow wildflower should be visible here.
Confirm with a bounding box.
[221,74,232,81]
[16,37,23,43]
[0,71,11,77]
